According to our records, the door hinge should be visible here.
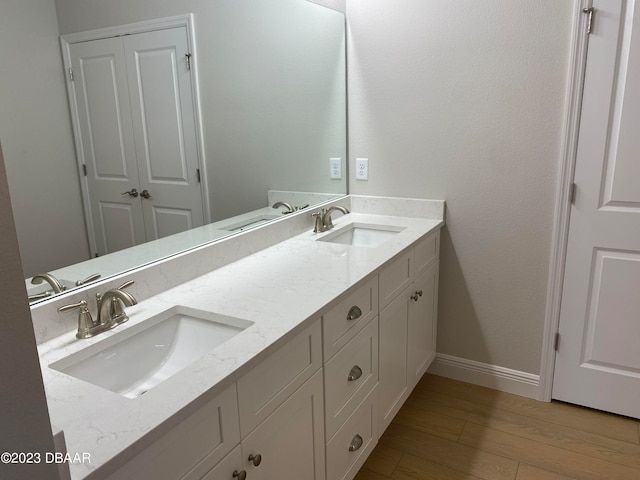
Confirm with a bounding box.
[185,53,192,71]
[196,168,201,183]
[583,7,595,34]
[82,164,87,176]
[569,183,576,204]
[68,67,74,81]
[554,333,560,352]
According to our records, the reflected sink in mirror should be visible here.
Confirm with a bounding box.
[49,306,253,399]
[220,214,281,232]
[318,223,406,248]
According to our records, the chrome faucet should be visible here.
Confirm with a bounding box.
[57,280,137,339]
[272,201,295,214]
[312,205,350,233]
[31,273,66,293]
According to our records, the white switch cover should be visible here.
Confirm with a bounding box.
[356,158,369,180]
[329,158,342,179]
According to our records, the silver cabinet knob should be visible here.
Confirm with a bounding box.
[349,434,364,452]
[248,453,262,467]
[140,189,152,199]
[121,188,138,198]
[411,290,423,302]
[348,365,363,382]
[233,470,247,480]
[347,305,362,321]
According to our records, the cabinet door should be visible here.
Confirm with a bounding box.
[241,370,325,480]
[408,261,439,389]
[378,286,411,434]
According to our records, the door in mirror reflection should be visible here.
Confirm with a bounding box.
[69,26,205,255]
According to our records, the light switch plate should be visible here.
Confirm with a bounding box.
[329,158,342,179]
[356,158,369,180]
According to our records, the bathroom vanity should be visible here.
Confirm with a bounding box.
[34,196,444,480]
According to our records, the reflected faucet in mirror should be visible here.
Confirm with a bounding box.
[31,273,66,293]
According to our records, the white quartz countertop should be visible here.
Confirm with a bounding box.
[38,212,443,479]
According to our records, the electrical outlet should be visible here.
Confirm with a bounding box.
[356,158,369,180]
[329,158,342,179]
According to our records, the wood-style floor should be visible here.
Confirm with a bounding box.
[355,374,640,480]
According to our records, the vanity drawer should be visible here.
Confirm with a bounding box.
[326,385,378,480]
[237,319,322,437]
[379,250,413,309]
[414,230,439,278]
[324,317,378,440]
[323,276,378,360]
[106,383,239,480]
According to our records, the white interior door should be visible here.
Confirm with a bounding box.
[553,0,640,418]
[124,27,205,240]
[69,38,145,256]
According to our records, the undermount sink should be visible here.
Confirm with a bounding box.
[221,214,280,232]
[318,223,405,248]
[50,306,253,398]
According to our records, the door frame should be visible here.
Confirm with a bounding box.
[538,0,594,401]
[60,14,211,257]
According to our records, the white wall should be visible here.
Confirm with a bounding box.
[347,0,573,375]
[55,0,347,221]
[0,0,89,278]
[0,144,60,480]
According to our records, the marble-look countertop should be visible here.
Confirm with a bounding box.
[38,212,443,479]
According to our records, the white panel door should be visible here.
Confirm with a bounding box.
[553,0,640,418]
[124,27,205,240]
[69,38,145,255]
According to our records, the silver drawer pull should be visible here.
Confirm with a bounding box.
[348,365,363,382]
[347,306,362,321]
[349,434,364,452]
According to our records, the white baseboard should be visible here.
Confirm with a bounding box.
[428,353,542,400]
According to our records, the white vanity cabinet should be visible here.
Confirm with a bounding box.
[94,225,441,480]
[378,231,439,433]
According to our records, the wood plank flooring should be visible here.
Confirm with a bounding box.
[355,374,640,480]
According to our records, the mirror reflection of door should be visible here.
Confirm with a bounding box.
[69,25,205,256]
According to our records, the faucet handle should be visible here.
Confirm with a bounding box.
[116,280,135,290]
[58,300,97,339]
[312,211,324,233]
[111,281,136,325]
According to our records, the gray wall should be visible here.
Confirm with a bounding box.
[347,0,573,375]
[0,144,60,480]
[0,0,89,277]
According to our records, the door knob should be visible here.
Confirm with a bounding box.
[248,453,262,466]
[232,471,247,480]
[121,188,138,198]
[140,189,152,199]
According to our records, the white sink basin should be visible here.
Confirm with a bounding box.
[318,223,405,247]
[50,306,253,398]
